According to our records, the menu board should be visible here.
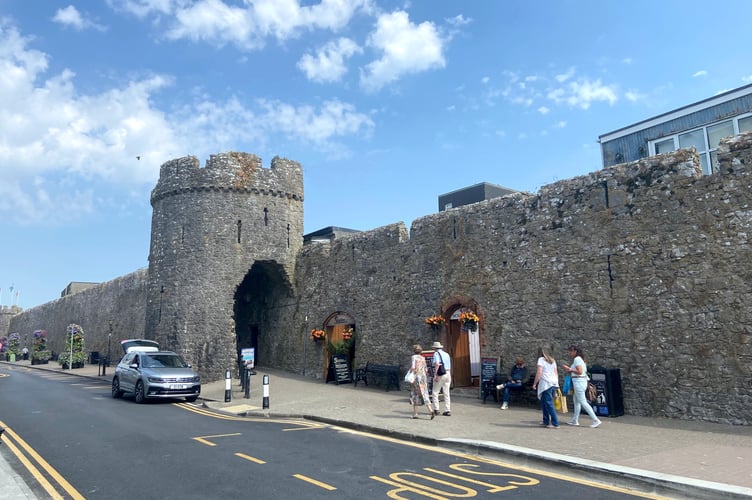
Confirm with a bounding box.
[327,354,352,385]
[480,357,498,398]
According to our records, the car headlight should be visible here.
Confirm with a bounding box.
[147,377,164,383]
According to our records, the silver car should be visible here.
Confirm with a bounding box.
[112,351,201,403]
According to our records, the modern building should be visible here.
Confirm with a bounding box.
[438,182,518,212]
[599,83,752,173]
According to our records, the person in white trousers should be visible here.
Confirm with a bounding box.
[431,341,452,416]
[561,345,602,428]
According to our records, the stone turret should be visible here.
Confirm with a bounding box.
[145,152,304,380]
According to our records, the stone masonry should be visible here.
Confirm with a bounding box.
[6,132,752,425]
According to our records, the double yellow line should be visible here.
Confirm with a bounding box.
[0,420,85,500]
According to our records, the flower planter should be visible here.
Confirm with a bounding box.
[61,361,84,369]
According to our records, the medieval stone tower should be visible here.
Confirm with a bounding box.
[145,152,304,380]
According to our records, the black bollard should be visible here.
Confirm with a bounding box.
[262,374,269,409]
[224,369,232,403]
[244,369,251,399]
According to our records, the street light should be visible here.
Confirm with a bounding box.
[108,320,113,366]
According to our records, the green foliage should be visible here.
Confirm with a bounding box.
[58,323,86,368]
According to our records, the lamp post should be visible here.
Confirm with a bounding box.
[108,320,113,366]
[69,327,73,371]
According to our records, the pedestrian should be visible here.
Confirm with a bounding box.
[496,356,528,410]
[22,346,29,360]
[562,345,602,428]
[431,341,452,416]
[532,345,560,428]
[408,344,436,419]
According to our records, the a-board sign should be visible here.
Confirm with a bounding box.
[241,347,255,369]
[480,357,498,398]
[422,352,436,395]
[327,354,351,385]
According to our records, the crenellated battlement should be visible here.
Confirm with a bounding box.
[151,152,304,205]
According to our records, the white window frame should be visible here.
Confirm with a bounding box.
[649,113,752,174]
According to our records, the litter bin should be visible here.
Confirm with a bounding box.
[90,351,100,365]
[588,366,624,417]
[9,352,16,362]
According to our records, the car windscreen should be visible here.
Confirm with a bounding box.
[141,354,188,369]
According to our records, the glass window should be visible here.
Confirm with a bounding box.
[709,151,718,174]
[655,138,675,154]
[707,120,734,148]
[740,115,752,133]
[679,129,706,151]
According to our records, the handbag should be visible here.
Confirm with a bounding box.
[586,382,597,402]
[435,352,446,376]
[562,375,572,395]
[404,371,415,384]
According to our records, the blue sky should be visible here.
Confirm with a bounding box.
[1,0,751,309]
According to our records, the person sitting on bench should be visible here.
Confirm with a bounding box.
[496,356,528,409]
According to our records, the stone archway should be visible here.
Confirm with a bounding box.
[233,260,293,371]
[322,311,356,380]
[441,296,483,387]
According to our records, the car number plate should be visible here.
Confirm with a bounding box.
[170,384,188,390]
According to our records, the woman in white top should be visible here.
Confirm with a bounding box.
[562,345,602,428]
[531,346,560,428]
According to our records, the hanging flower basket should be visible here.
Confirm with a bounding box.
[424,315,445,331]
[310,329,326,342]
[342,327,354,340]
[459,311,479,330]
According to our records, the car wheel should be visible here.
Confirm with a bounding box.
[134,380,146,404]
[185,396,198,403]
[111,377,123,398]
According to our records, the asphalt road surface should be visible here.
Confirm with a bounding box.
[0,364,668,499]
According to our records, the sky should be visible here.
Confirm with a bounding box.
[1,0,751,309]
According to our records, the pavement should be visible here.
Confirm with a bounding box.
[2,360,752,499]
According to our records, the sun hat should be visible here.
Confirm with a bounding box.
[431,341,443,349]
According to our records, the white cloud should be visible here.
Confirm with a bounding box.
[554,120,566,128]
[692,70,708,77]
[547,78,617,109]
[537,106,550,115]
[164,0,371,49]
[256,98,373,145]
[0,20,374,224]
[297,37,362,83]
[360,10,446,92]
[743,75,752,82]
[52,6,105,31]
[555,66,575,83]
[446,14,471,27]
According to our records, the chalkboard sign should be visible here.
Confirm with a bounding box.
[480,357,498,398]
[326,354,352,385]
[422,352,435,395]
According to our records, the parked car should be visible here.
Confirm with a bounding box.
[112,350,201,403]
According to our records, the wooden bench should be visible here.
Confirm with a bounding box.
[354,362,401,392]
[483,375,537,406]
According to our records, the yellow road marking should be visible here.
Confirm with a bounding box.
[192,433,242,446]
[0,420,86,500]
[293,473,337,490]
[1,432,64,500]
[235,452,266,464]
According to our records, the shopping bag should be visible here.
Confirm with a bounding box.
[562,375,572,395]
[553,388,562,410]
[404,371,415,384]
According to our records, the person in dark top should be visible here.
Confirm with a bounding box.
[496,356,528,409]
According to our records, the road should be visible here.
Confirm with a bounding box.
[0,365,669,499]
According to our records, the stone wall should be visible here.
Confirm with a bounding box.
[4,133,752,425]
[293,135,752,425]
[6,270,147,361]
